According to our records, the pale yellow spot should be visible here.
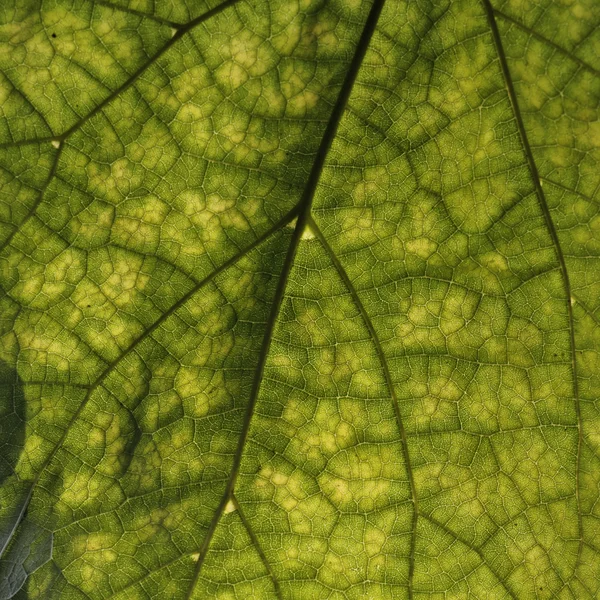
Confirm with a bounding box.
[406,237,437,259]
[272,471,289,486]
[17,277,42,298]
[481,251,509,272]
[280,494,299,512]
[169,427,192,450]
[88,427,105,447]
[352,180,378,204]
[364,526,386,558]
[327,478,350,504]
[102,549,118,563]
[15,432,45,476]
[221,62,248,89]
[301,223,316,240]
[572,3,591,20]
[85,532,115,552]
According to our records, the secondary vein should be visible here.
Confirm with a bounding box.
[309,215,420,599]
[493,7,600,77]
[482,0,584,570]
[0,208,298,563]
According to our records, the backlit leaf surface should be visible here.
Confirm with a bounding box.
[0,0,598,597]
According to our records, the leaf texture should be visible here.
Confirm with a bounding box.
[0,0,598,598]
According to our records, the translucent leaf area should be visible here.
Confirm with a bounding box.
[0,0,598,598]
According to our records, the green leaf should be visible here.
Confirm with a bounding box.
[0,0,598,597]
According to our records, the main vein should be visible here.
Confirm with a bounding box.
[235,496,284,600]
[184,0,388,594]
[0,208,298,562]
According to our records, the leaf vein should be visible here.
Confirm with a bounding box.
[309,215,419,599]
[482,0,584,570]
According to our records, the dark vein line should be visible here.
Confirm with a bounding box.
[60,38,129,92]
[19,381,91,389]
[285,0,388,226]
[493,8,600,76]
[541,177,595,203]
[55,0,242,143]
[0,489,32,560]
[100,490,273,599]
[308,216,419,599]
[183,195,304,600]
[0,70,53,134]
[11,308,106,367]
[104,534,226,598]
[482,0,584,569]
[0,209,297,563]
[228,224,303,488]
[0,136,57,149]
[406,422,578,438]
[568,571,595,598]
[0,142,63,254]
[234,496,283,600]
[424,515,517,599]
[54,479,231,532]
[91,0,184,27]
[183,0,388,594]
[571,293,600,328]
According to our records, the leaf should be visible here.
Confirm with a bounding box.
[0,0,598,598]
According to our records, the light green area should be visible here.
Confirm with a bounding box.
[101,0,232,25]
[0,0,598,598]
[0,0,173,140]
[191,503,279,600]
[238,235,413,598]
[495,2,600,596]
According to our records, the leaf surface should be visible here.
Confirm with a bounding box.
[0,0,599,598]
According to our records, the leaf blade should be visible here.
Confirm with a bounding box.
[0,0,598,597]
